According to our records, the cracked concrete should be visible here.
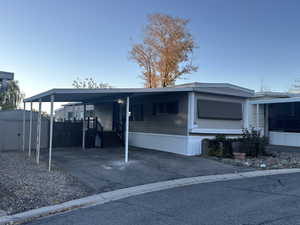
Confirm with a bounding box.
[2,169,300,225]
[22,172,300,225]
[39,146,251,193]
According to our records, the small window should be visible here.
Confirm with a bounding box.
[166,102,179,114]
[153,101,179,115]
[130,104,144,121]
[86,110,95,117]
[67,112,74,120]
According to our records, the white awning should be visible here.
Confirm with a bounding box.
[249,97,300,105]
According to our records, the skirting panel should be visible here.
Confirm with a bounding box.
[128,132,204,156]
[269,131,300,147]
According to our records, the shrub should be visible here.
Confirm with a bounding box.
[207,128,269,158]
[208,135,233,158]
[239,128,269,157]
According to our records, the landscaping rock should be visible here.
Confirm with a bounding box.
[0,150,92,215]
[208,150,300,170]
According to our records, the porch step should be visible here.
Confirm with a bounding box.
[102,131,123,147]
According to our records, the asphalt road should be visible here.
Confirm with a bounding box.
[25,173,300,225]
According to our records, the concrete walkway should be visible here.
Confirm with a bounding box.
[40,147,251,193]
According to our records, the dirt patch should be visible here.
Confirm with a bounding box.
[0,150,92,215]
[209,150,300,170]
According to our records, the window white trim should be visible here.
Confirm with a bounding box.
[190,128,243,134]
[187,92,196,132]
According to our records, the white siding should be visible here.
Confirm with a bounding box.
[129,132,202,155]
[270,131,300,147]
[251,104,264,128]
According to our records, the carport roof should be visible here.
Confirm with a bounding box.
[24,82,254,102]
[250,96,300,104]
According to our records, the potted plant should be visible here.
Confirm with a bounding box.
[232,141,246,160]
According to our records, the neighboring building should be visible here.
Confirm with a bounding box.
[247,91,300,148]
[0,71,14,92]
[55,103,94,121]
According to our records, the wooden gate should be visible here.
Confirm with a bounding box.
[53,121,82,148]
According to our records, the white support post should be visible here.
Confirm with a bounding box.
[125,96,130,163]
[48,95,54,171]
[187,92,195,134]
[256,104,259,129]
[36,99,42,164]
[265,104,269,136]
[28,102,33,157]
[22,102,26,151]
[72,104,75,121]
[82,104,86,150]
[243,100,249,129]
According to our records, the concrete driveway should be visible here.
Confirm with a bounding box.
[40,147,251,193]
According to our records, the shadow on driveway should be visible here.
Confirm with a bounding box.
[40,147,252,193]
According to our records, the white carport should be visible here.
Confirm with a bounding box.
[23,87,192,171]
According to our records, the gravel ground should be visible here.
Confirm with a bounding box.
[0,150,92,215]
[209,150,300,169]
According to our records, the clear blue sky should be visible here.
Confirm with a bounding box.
[1,0,300,100]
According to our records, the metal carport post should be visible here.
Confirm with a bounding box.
[256,104,259,129]
[36,99,42,164]
[48,95,54,171]
[28,102,33,157]
[125,96,130,163]
[22,101,26,151]
[82,104,86,150]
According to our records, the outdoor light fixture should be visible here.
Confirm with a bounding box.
[117,99,124,104]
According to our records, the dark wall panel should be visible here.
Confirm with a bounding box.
[197,100,242,120]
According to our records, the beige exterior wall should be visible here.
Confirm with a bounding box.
[129,93,188,135]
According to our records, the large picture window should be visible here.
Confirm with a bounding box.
[197,99,242,120]
[269,102,300,132]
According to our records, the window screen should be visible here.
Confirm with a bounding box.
[130,104,144,121]
[197,100,242,120]
[152,101,179,115]
[269,102,300,132]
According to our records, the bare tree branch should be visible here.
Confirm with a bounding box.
[72,77,112,89]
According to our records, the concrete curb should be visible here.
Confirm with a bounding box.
[1,168,300,225]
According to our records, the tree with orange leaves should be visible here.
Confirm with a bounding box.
[130,13,198,88]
